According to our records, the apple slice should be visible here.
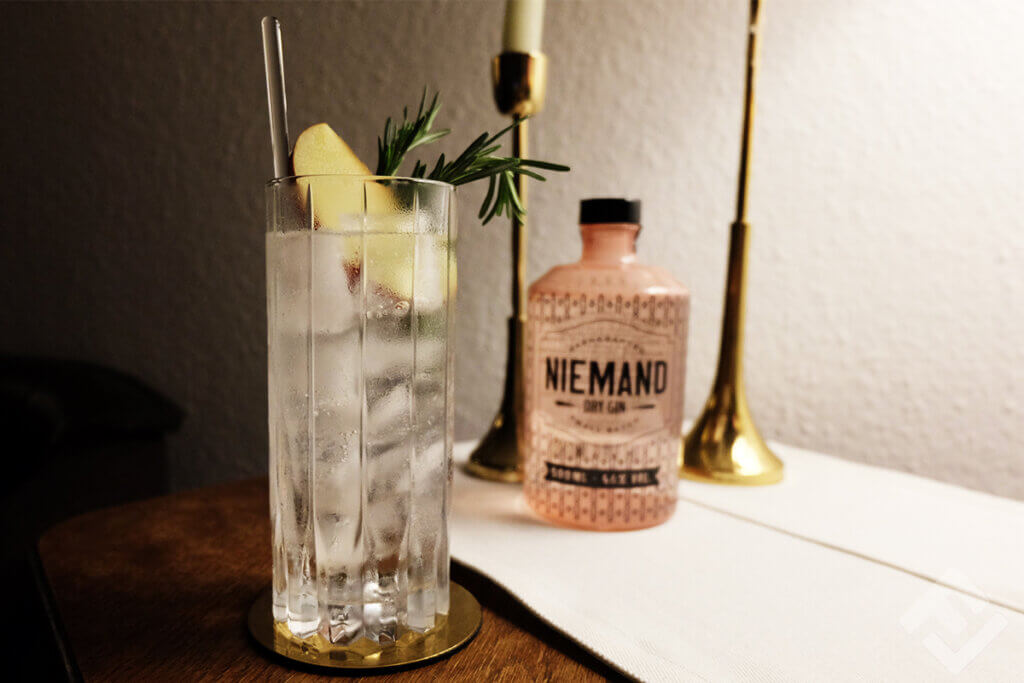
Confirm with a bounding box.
[290,123,454,308]
[291,122,393,223]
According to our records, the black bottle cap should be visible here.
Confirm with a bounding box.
[579,198,641,225]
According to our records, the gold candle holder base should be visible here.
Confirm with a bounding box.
[467,318,524,483]
[248,582,482,672]
[683,424,783,486]
[682,369,784,486]
[681,223,783,487]
[466,51,548,483]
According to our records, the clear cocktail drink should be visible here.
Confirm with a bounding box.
[266,176,455,649]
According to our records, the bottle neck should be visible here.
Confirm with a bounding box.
[580,223,639,264]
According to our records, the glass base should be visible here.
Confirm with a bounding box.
[248,582,482,672]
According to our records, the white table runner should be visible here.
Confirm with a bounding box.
[450,441,1024,682]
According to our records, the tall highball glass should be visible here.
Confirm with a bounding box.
[266,175,456,651]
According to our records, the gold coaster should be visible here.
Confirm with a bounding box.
[248,582,482,672]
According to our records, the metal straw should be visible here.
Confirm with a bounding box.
[261,16,290,179]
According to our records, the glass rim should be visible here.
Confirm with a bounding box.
[266,173,454,190]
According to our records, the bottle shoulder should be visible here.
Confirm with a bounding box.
[529,261,689,300]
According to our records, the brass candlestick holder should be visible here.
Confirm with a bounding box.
[466,52,548,483]
[681,0,784,485]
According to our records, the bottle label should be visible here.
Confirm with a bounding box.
[524,292,688,527]
[544,462,660,488]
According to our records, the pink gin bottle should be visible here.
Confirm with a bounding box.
[522,199,690,530]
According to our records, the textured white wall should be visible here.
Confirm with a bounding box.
[2,1,1022,498]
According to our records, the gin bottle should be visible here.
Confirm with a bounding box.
[522,199,690,530]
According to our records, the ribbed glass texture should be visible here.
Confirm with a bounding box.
[265,176,455,648]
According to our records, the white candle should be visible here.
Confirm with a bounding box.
[502,0,546,53]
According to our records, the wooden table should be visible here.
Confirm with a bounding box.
[37,478,619,681]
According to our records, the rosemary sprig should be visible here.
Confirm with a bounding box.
[375,92,569,224]
[374,90,450,176]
